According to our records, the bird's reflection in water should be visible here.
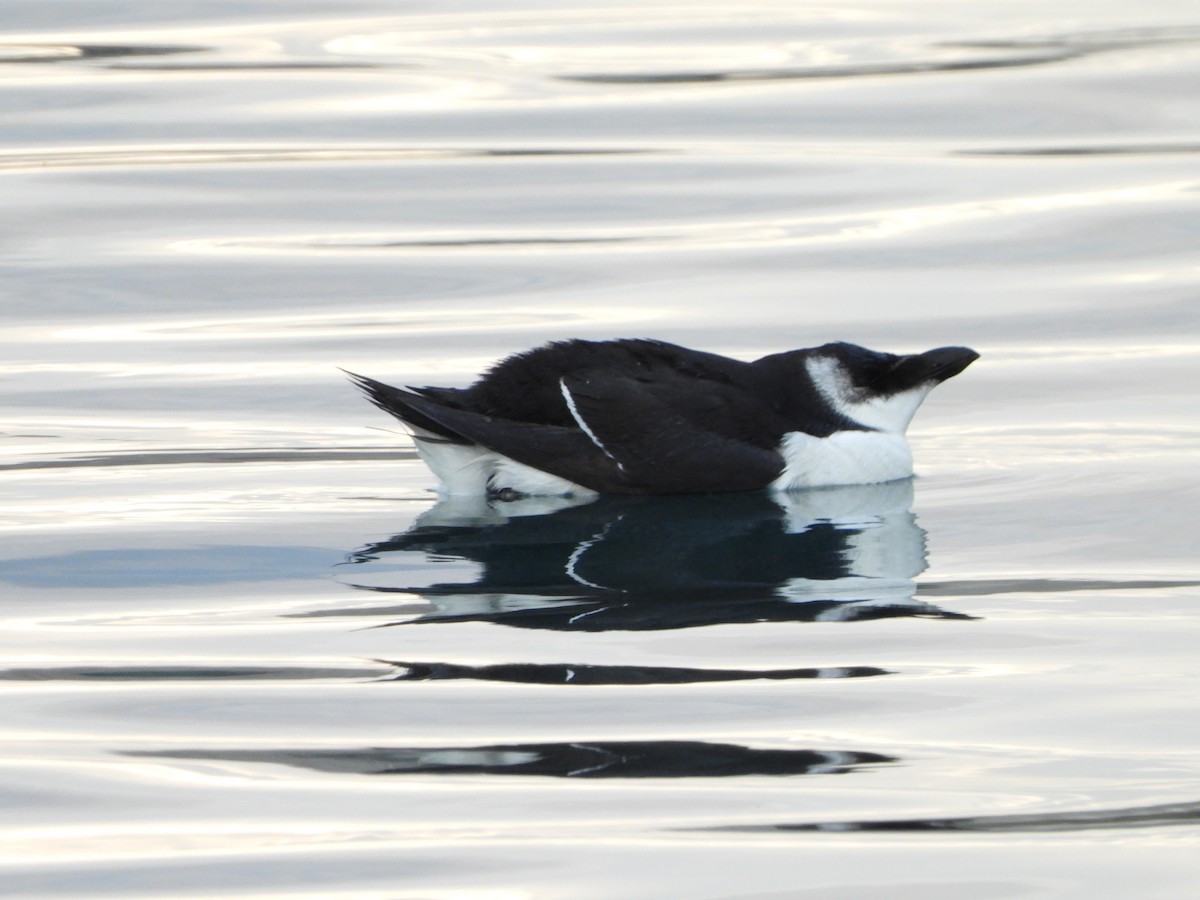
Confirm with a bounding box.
[336,480,974,632]
[379,659,891,685]
[129,741,896,778]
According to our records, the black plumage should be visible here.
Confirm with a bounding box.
[347,338,978,496]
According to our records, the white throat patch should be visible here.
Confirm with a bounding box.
[804,355,934,434]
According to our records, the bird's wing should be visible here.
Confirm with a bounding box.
[348,369,784,494]
[359,380,637,490]
[559,372,783,493]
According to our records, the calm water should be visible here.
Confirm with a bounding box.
[2,1,1199,897]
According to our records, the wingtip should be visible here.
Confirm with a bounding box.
[339,366,367,386]
[341,369,389,397]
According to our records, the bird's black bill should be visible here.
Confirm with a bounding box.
[923,346,979,381]
[894,346,979,386]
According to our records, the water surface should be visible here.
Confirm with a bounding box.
[2,1,1199,897]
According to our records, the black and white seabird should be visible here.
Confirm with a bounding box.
[347,338,978,497]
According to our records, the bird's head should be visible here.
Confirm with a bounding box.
[806,342,979,433]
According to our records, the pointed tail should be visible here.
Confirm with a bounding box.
[342,370,466,442]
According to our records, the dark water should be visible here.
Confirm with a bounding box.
[2,2,1199,897]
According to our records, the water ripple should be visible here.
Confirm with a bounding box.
[0,145,656,173]
[560,51,1069,85]
[714,799,1200,833]
[960,142,1200,157]
[0,447,416,472]
[919,578,1200,596]
[0,42,206,64]
[171,178,1200,256]
[560,26,1200,85]
[0,663,389,681]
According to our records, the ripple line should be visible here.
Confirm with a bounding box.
[0,447,417,471]
[0,145,658,174]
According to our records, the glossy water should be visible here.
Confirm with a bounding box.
[2,1,1199,897]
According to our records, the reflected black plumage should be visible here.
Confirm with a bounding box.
[331,483,977,632]
[379,660,891,686]
[130,742,897,779]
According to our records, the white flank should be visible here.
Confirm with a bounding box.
[411,430,494,495]
[494,456,598,498]
[770,430,914,491]
[413,427,596,498]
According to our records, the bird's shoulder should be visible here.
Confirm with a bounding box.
[458,339,760,426]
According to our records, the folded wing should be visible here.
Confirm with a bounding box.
[348,366,785,494]
[559,372,783,493]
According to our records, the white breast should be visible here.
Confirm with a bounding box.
[769,430,914,491]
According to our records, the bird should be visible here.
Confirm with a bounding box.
[346,338,978,498]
